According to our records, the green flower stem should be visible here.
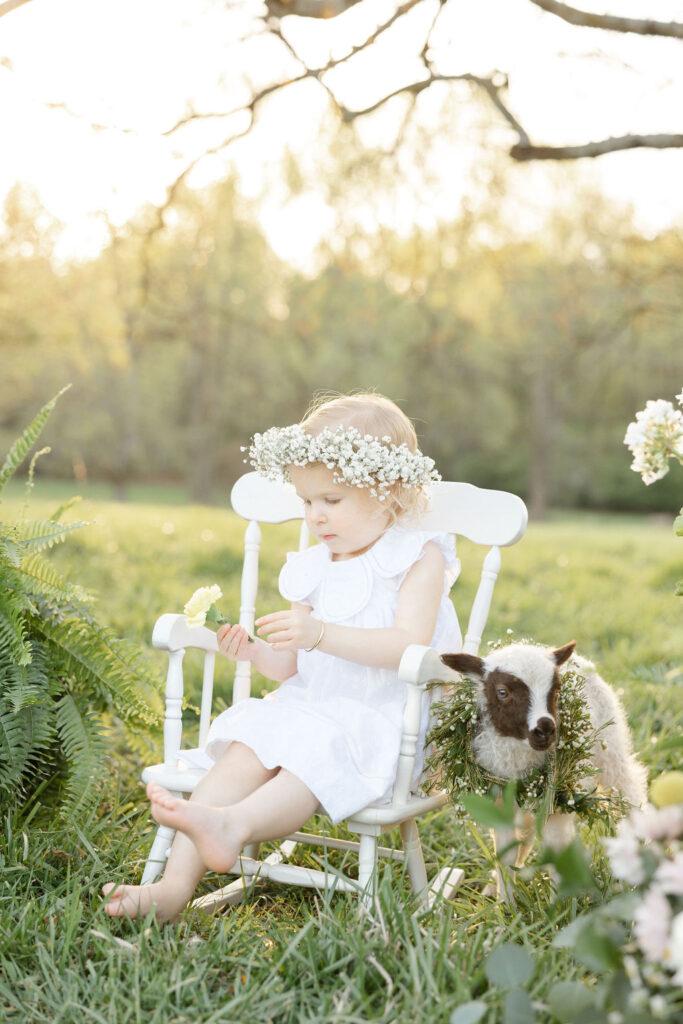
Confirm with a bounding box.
[204,604,255,642]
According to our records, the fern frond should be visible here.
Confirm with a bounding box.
[0,604,32,667]
[55,693,106,814]
[13,518,88,554]
[0,533,21,568]
[50,496,83,522]
[1,658,50,712]
[0,385,70,493]
[38,615,160,728]
[0,710,29,792]
[19,552,90,605]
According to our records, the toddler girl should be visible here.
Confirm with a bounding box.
[103,392,462,920]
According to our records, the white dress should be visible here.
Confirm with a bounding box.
[200,525,462,823]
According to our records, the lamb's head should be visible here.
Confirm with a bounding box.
[441,642,576,752]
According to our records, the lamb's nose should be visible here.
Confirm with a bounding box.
[529,717,556,750]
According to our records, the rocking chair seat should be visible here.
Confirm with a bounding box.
[140,475,527,911]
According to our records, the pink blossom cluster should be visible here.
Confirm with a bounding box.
[604,802,683,985]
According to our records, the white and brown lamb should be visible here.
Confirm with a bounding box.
[441,641,648,896]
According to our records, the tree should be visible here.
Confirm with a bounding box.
[140,0,683,226]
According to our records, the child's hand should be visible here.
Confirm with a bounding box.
[255,607,320,652]
[216,623,257,662]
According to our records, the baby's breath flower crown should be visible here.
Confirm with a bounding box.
[426,637,628,829]
[243,424,441,500]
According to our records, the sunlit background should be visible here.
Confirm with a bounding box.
[1,0,682,515]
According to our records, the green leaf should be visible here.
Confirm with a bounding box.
[485,945,535,988]
[674,509,683,537]
[547,981,595,1022]
[539,839,597,897]
[449,1002,488,1024]
[504,988,535,1024]
[462,791,516,829]
[571,922,622,973]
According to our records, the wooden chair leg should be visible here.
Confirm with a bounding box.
[141,823,176,885]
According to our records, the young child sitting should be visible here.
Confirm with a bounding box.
[103,392,462,920]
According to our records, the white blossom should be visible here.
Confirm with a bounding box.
[624,396,683,485]
[633,885,671,962]
[604,820,646,885]
[670,912,683,984]
[656,852,683,896]
[630,804,683,842]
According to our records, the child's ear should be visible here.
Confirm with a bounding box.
[441,653,486,679]
[551,642,576,667]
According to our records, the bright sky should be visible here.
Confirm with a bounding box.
[2,0,683,265]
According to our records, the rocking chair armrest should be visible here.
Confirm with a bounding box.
[152,613,220,654]
[398,644,451,689]
[394,645,455,804]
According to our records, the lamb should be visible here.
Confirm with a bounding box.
[440,640,648,898]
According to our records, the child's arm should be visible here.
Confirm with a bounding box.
[215,623,298,683]
[255,542,445,672]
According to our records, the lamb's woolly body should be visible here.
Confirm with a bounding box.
[472,644,647,808]
[569,652,647,807]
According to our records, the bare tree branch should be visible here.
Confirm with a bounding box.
[162,0,425,136]
[511,133,683,161]
[528,0,683,39]
[0,0,32,18]
[265,0,363,18]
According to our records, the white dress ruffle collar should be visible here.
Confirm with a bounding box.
[279,525,459,623]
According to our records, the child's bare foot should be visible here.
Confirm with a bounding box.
[146,781,246,873]
[101,881,186,922]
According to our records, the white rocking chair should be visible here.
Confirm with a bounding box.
[141,473,527,912]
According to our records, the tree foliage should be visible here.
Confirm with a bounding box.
[0,176,680,515]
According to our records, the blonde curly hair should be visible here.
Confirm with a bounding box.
[300,392,434,525]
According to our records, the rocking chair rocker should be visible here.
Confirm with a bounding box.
[141,473,527,911]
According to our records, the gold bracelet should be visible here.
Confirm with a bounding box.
[304,620,325,652]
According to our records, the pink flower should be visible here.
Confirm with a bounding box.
[670,912,683,984]
[604,822,645,885]
[630,804,683,842]
[634,885,671,962]
[655,853,683,896]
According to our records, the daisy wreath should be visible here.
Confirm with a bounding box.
[244,424,441,499]
[426,637,628,830]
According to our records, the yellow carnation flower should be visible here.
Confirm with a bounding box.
[650,771,683,808]
[183,585,223,628]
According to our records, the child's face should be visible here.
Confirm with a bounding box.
[289,463,391,561]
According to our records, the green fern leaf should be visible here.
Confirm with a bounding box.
[0,385,70,493]
[13,518,88,554]
[50,496,83,522]
[55,693,106,814]
[0,604,32,667]
[0,534,21,567]
[0,710,29,792]
[19,552,90,605]
[38,616,160,728]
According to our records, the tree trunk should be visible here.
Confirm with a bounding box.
[528,357,552,520]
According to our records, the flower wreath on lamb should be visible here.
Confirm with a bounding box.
[425,637,629,830]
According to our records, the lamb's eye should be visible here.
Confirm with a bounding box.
[496,688,508,699]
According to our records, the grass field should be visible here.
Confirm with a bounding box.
[0,488,681,1023]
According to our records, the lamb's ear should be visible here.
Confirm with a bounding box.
[440,653,486,679]
[551,641,576,667]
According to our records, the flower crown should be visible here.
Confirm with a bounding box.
[243,424,440,500]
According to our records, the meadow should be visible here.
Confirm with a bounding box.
[1,485,681,1023]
